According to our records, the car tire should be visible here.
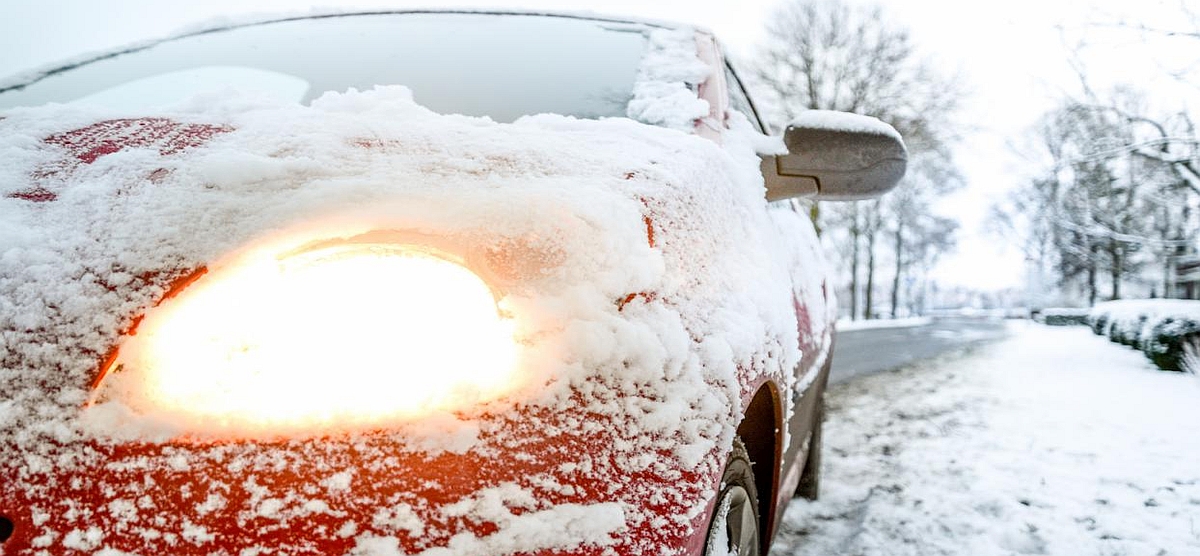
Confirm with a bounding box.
[704,438,761,556]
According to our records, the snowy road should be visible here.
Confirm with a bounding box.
[776,322,1200,556]
[830,316,1010,384]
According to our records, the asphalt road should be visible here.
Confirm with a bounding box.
[829,316,1011,384]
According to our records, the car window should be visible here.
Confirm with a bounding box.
[724,64,765,133]
[0,13,649,122]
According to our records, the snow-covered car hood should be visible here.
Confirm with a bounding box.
[0,83,831,553]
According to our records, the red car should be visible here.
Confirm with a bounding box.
[0,11,905,556]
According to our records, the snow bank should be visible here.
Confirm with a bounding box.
[0,26,831,555]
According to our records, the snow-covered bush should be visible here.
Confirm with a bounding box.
[1088,300,1200,371]
[1087,310,1111,336]
[1112,314,1149,347]
[1039,308,1088,326]
[1143,317,1200,372]
[1183,337,1200,376]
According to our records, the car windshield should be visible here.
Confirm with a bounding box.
[0,12,651,122]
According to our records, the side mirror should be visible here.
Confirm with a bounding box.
[761,110,908,202]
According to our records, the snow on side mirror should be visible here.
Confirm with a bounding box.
[761,110,908,202]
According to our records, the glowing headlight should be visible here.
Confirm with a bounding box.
[95,243,518,436]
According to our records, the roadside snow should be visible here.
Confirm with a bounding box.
[776,321,1200,556]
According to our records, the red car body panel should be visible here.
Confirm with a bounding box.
[1,412,715,554]
[0,14,836,556]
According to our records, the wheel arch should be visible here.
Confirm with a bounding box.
[735,381,782,554]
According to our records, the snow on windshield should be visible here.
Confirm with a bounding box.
[0,13,648,122]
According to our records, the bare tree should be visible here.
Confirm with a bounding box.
[983,1,1200,305]
[1097,1,1200,89]
[885,153,961,317]
[751,0,960,148]
[750,0,964,318]
[995,89,1200,305]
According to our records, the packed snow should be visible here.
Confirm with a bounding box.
[0,21,832,555]
[775,322,1200,555]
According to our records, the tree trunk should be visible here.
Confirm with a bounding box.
[1109,240,1121,300]
[1087,244,1098,306]
[1164,241,1185,299]
[849,205,861,320]
[865,226,877,320]
[890,221,904,318]
[1161,208,1175,299]
[1164,253,1173,299]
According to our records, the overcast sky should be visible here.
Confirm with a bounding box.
[1,0,1193,292]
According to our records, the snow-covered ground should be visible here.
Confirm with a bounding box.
[775,321,1200,556]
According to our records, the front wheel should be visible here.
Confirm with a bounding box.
[704,438,760,556]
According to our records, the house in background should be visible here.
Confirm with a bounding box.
[1176,253,1200,300]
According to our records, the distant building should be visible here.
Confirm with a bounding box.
[1177,253,1200,300]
